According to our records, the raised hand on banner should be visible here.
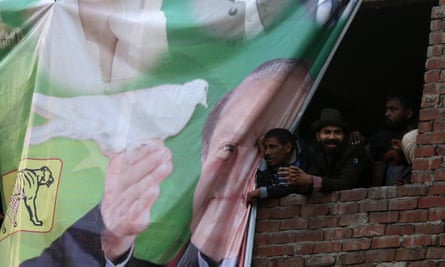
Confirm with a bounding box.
[100,139,173,262]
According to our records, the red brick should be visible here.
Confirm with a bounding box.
[425,69,440,82]
[271,206,300,219]
[410,170,435,182]
[371,235,401,248]
[259,198,280,208]
[301,204,329,217]
[338,251,366,265]
[402,234,433,247]
[359,199,388,212]
[415,222,445,234]
[429,182,445,194]
[417,132,445,145]
[280,194,307,206]
[353,224,385,237]
[427,45,444,58]
[436,169,445,180]
[387,224,415,236]
[338,189,368,202]
[324,228,352,240]
[276,256,304,267]
[395,247,427,261]
[441,84,445,93]
[422,94,439,107]
[434,120,445,131]
[419,108,445,121]
[267,231,295,244]
[252,258,275,267]
[255,244,295,257]
[439,233,445,245]
[418,121,433,132]
[409,262,439,267]
[397,184,428,196]
[399,210,428,222]
[342,238,371,251]
[426,247,445,259]
[306,254,335,266]
[369,211,399,224]
[280,218,308,230]
[330,202,358,215]
[307,192,337,204]
[256,220,281,233]
[432,6,445,19]
[429,207,445,220]
[412,157,442,170]
[437,145,445,159]
[312,241,342,253]
[367,187,397,199]
[431,20,445,32]
[254,232,268,245]
[415,145,437,158]
[294,230,324,242]
[257,207,273,219]
[419,196,445,208]
[388,198,418,210]
[308,216,338,229]
[441,83,445,93]
[426,57,441,69]
[339,213,368,226]
[294,242,314,255]
[365,249,396,262]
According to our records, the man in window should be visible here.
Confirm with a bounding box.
[279,108,371,192]
[246,128,305,204]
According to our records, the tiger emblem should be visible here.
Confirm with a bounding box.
[13,166,54,226]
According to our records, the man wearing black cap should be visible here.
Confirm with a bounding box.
[280,108,371,192]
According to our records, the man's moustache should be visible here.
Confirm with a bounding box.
[323,140,340,145]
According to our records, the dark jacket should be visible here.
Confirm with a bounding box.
[256,160,306,198]
[20,206,163,267]
[302,142,371,192]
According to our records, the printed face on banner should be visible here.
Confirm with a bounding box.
[190,59,313,262]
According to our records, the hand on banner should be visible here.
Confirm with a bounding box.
[100,140,172,262]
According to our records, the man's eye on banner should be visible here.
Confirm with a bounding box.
[187,0,349,40]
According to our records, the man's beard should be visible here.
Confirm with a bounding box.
[321,139,345,155]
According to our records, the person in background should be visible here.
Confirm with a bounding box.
[369,92,418,186]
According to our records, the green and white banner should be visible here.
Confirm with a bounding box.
[0,0,360,266]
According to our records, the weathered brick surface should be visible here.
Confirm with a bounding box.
[252,3,445,266]
[371,235,401,249]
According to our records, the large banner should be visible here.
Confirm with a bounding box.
[0,0,360,266]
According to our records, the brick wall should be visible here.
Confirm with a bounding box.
[252,2,445,266]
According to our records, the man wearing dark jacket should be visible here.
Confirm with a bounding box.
[280,108,370,192]
[246,128,304,204]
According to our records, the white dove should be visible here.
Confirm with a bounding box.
[28,79,208,156]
